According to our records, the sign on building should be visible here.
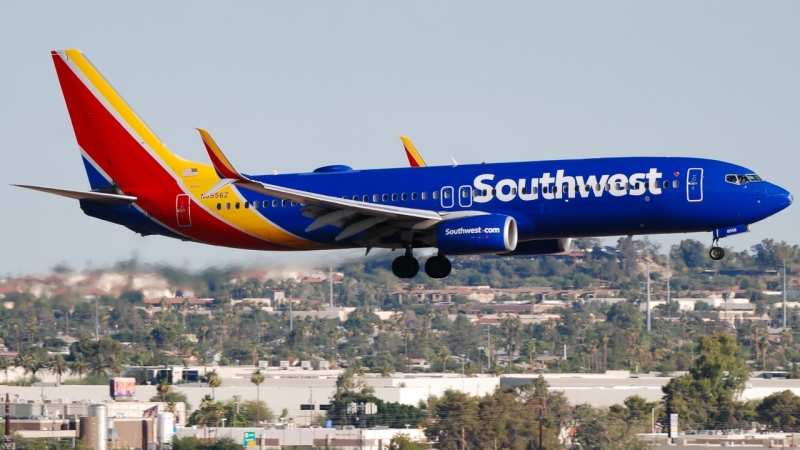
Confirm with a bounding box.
[242,431,256,447]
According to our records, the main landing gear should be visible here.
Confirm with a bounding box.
[391,248,452,279]
[709,238,725,261]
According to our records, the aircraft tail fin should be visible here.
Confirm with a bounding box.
[399,136,427,167]
[51,50,186,190]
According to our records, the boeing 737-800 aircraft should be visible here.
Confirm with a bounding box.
[16,50,793,279]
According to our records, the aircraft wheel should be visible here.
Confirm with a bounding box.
[392,255,420,278]
[425,255,452,279]
[709,247,725,261]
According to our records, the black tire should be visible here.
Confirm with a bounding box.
[392,255,420,278]
[709,247,725,261]
[425,256,452,279]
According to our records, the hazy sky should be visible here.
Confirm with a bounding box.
[2,3,799,275]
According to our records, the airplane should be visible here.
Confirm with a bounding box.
[15,50,793,279]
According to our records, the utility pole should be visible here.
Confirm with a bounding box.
[486,325,491,370]
[666,257,671,320]
[5,393,12,450]
[784,260,788,329]
[646,258,651,333]
[329,267,334,307]
[95,296,100,341]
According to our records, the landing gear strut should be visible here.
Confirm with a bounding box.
[425,254,452,279]
[709,238,725,261]
[392,247,420,278]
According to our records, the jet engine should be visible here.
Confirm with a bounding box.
[434,214,518,255]
[501,238,572,256]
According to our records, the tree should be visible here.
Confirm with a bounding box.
[573,404,651,450]
[68,354,89,380]
[157,379,173,402]
[206,370,222,399]
[250,369,265,424]
[48,355,68,384]
[239,400,274,424]
[388,433,427,450]
[755,390,800,431]
[0,357,10,384]
[663,334,750,430]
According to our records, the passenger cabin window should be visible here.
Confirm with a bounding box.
[216,203,221,210]
[433,191,439,200]
[244,202,249,209]
[272,200,279,207]
[281,199,288,207]
[392,194,398,201]
[662,181,669,189]
[382,194,388,202]
[421,192,427,200]
[443,190,451,199]
[363,195,369,202]
[263,200,269,208]
[673,180,679,188]
[401,193,407,201]
[411,193,418,200]
[226,203,231,210]
[373,194,379,202]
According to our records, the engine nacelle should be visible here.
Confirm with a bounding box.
[501,238,572,256]
[434,214,518,255]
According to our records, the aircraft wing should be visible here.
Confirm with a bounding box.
[13,184,137,205]
[197,129,443,242]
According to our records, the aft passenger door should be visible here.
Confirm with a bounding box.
[176,194,192,227]
[458,185,473,208]
[687,168,703,202]
[440,186,454,208]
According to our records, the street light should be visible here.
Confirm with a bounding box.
[652,402,666,444]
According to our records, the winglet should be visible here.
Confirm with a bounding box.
[197,128,245,180]
[399,136,427,168]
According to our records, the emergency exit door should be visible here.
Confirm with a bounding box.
[176,194,192,227]
[687,168,703,202]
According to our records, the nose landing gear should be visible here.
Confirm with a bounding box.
[709,238,725,261]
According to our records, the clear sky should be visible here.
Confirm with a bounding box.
[1,2,799,275]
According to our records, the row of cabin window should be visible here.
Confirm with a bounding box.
[213,180,682,211]
[343,192,439,202]
[215,199,298,211]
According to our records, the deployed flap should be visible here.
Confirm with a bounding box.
[13,184,137,206]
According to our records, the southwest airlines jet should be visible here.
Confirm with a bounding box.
[16,50,793,279]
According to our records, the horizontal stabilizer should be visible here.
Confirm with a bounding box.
[13,184,137,206]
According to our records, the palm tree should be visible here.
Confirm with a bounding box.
[157,378,173,401]
[246,344,257,366]
[14,354,35,382]
[0,357,10,384]
[206,369,222,398]
[69,354,89,380]
[250,369,265,424]
[378,362,395,378]
[49,355,68,385]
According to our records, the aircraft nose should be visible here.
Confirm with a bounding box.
[765,183,793,213]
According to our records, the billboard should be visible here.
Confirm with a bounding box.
[110,377,136,398]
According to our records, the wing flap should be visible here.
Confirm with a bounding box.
[14,184,137,205]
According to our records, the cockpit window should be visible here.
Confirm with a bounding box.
[725,174,762,185]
